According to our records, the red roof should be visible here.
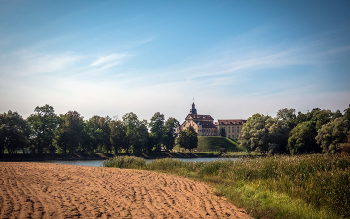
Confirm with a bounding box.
[218,119,247,125]
[194,121,217,128]
[186,114,214,121]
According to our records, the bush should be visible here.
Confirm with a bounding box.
[102,156,146,168]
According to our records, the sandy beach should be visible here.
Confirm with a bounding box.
[0,162,251,218]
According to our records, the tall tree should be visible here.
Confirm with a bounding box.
[55,111,83,153]
[239,113,270,154]
[109,120,127,153]
[287,121,319,155]
[177,125,198,152]
[266,118,290,154]
[149,112,165,152]
[27,104,58,153]
[122,112,140,153]
[316,117,350,153]
[219,127,226,137]
[344,104,350,122]
[0,111,31,154]
[86,116,111,152]
[163,117,180,151]
[133,119,149,153]
[276,108,296,121]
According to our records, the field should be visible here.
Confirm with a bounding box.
[0,162,252,218]
[104,154,350,219]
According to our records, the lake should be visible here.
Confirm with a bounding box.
[39,157,239,167]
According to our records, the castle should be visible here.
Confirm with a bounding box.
[176,102,246,138]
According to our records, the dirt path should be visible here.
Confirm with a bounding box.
[0,162,252,219]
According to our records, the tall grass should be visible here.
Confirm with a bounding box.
[103,154,350,219]
[102,156,146,169]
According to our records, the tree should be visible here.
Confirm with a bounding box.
[219,127,226,137]
[239,114,270,154]
[85,116,111,153]
[27,104,58,153]
[133,119,149,153]
[163,117,180,151]
[0,111,31,154]
[122,112,142,153]
[149,112,165,152]
[276,108,296,121]
[239,114,290,154]
[266,118,290,154]
[177,125,198,152]
[109,120,127,153]
[344,104,350,122]
[287,121,319,155]
[55,111,84,153]
[316,117,350,153]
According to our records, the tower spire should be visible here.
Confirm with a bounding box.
[190,99,197,114]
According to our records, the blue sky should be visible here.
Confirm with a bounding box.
[1,0,350,122]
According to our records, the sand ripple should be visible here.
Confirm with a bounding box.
[0,162,251,219]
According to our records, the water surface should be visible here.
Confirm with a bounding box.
[40,157,239,167]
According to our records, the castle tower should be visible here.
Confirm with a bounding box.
[190,100,197,114]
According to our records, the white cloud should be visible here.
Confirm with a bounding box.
[0,51,82,76]
[90,53,129,70]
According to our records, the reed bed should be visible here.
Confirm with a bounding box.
[103,154,350,219]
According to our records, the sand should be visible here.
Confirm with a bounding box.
[0,162,252,219]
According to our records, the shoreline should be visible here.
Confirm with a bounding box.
[0,152,239,162]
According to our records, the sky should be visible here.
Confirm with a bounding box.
[1,0,350,122]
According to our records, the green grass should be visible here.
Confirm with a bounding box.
[197,136,245,152]
[103,154,350,219]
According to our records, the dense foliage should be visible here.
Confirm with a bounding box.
[240,106,350,154]
[0,105,179,154]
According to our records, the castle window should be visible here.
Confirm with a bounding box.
[228,127,230,133]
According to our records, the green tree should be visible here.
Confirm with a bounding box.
[266,118,290,154]
[133,119,149,153]
[122,112,140,153]
[109,120,127,153]
[163,117,180,151]
[219,127,226,137]
[177,125,198,152]
[0,111,31,154]
[276,108,296,121]
[276,108,296,130]
[27,104,58,153]
[55,111,84,153]
[316,117,350,153]
[344,104,350,121]
[239,114,270,154]
[86,116,111,152]
[287,121,319,155]
[149,112,165,152]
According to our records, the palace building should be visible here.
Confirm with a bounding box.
[177,101,246,138]
[216,119,247,138]
[176,102,218,136]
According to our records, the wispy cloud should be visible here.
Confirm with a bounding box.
[90,53,130,70]
[0,51,82,76]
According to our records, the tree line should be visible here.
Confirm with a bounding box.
[239,105,350,155]
[0,105,180,154]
